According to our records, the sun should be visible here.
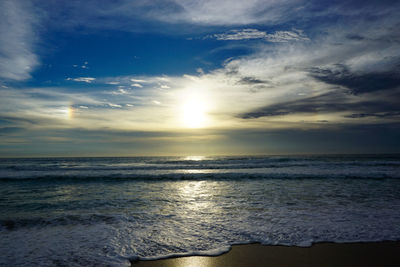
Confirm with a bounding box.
[179,86,212,128]
[181,99,207,128]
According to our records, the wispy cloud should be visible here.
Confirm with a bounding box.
[0,79,180,132]
[58,10,400,129]
[2,3,400,126]
[111,88,129,95]
[264,30,310,42]
[108,103,122,108]
[212,29,268,40]
[28,0,323,32]
[211,29,309,42]
[29,0,400,38]
[3,9,399,135]
[130,78,147,83]
[216,17,400,123]
[0,0,39,80]
[158,0,302,26]
[36,0,289,29]
[67,77,96,83]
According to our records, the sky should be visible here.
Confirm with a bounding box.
[0,0,399,157]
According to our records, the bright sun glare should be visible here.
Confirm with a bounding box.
[182,100,206,128]
[181,96,208,128]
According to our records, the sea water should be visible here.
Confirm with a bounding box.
[1,155,400,266]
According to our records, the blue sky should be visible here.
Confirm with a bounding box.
[0,0,399,156]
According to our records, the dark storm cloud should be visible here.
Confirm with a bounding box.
[238,77,269,85]
[344,112,400,118]
[345,34,366,41]
[309,64,400,95]
[239,91,400,119]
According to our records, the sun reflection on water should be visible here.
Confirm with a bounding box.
[184,156,206,161]
[177,181,218,214]
[167,256,216,267]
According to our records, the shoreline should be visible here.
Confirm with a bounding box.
[132,241,400,266]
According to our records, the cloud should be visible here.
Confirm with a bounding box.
[238,77,268,85]
[87,11,400,128]
[239,91,400,119]
[264,30,310,42]
[28,0,400,39]
[2,1,400,131]
[211,29,309,42]
[0,0,40,80]
[37,0,291,29]
[72,62,89,69]
[0,82,180,133]
[111,88,129,95]
[67,77,96,83]
[162,0,305,26]
[1,1,400,156]
[0,86,105,132]
[309,64,400,95]
[212,29,268,40]
[27,0,329,34]
[108,103,122,108]
[130,78,147,83]
[344,112,400,119]
[200,9,400,123]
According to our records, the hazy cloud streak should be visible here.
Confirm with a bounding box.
[0,0,39,80]
[211,29,309,42]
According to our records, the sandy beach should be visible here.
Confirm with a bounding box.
[132,241,400,267]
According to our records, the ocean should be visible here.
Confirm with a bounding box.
[1,155,400,266]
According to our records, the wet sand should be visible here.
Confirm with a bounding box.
[132,241,400,267]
